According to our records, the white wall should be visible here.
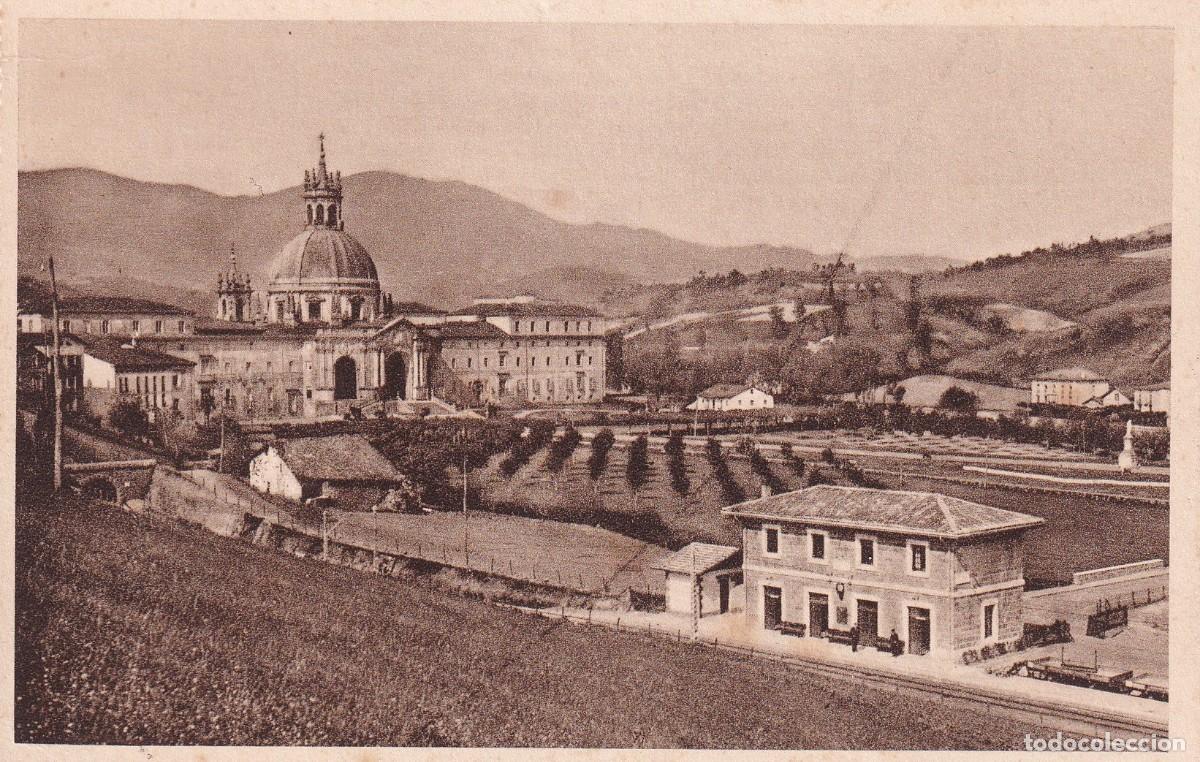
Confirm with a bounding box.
[82,354,117,389]
[249,446,304,501]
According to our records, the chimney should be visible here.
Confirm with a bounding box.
[761,484,772,499]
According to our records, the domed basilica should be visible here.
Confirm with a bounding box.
[143,135,609,420]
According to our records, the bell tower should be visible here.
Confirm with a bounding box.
[216,243,253,322]
[303,133,344,230]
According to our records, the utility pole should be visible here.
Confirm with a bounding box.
[372,504,379,569]
[459,425,469,565]
[47,255,63,492]
[218,415,226,473]
[321,508,329,560]
[691,545,699,642]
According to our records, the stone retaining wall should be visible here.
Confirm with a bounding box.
[1072,560,1165,587]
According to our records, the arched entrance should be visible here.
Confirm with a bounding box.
[334,356,357,400]
[383,352,407,400]
[81,477,118,504]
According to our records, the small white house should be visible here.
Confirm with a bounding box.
[687,384,774,412]
[653,543,743,617]
[250,434,407,511]
[1133,383,1169,415]
[1082,387,1131,409]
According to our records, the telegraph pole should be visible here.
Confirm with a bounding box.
[47,255,63,492]
[461,425,470,565]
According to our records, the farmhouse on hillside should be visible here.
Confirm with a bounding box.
[722,485,1044,658]
[653,543,744,618]
[249,434,408,511]
[1133,383,1170,416]
[1029,367,1111,407]
[687,384,774,412]
[1081,387,1131,409]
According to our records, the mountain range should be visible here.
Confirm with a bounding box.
[20,168,841,310]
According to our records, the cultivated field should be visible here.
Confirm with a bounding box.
[866,472,1168,586]
[477,438,1168,586]
[332,509,672,596]
[15,488,1051,748]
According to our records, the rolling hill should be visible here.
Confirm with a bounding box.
[18,168,823,310]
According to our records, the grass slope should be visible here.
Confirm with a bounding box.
[16,488,1042,748]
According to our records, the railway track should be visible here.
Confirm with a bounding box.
[536,608,1168,739]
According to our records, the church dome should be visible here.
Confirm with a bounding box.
[268,227,378,285]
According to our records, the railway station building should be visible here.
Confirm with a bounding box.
[723,485,1044,658]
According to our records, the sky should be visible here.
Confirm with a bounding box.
[18,20,1172,261]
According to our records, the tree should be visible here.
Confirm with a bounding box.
[157,413,203,462]
[891,385,907,408]
[938,386,978,413]
[664,432,691,499]
[108,400,150,439]
[768,304,787,338]
[544,426,583,489]
[625,434,652,510]
[216,417,256,477]
[587,428,616,499]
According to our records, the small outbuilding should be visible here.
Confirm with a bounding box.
[249,433,407,511]
[686,384,774,412]
[653,543,743,617]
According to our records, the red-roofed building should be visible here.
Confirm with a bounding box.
[723,485,1044,658]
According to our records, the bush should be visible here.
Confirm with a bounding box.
[938,386,978,413]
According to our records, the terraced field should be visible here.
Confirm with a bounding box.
[477,442,814,548]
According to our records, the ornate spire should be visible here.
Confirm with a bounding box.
[229,241,238,273]
[316,132,328,183]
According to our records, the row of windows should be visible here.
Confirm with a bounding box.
[511,319,595,334]
[456,339,598,350]
[451,353,594,370]
[762,527,928,575]
[117,373,182,394]
[202,359,299,375]
[60,318,187,335]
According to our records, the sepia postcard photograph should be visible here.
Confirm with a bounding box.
[3,1,1198,757]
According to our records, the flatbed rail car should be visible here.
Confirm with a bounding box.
[1014,656,1133,693]
[1124,673,1169,702]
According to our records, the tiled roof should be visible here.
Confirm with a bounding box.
[273,434,404,483]
[76,336,195,372]
[192,319,321,337]
[697,383,754,399]
[1033,367,1105,381]
[1135,382,1170,392]
[653,543,741,575]
[450,301,601,318]
[391,302,446,314]
[722,485,1044,540]
[434,320,510,340]
[59,296,193,316]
